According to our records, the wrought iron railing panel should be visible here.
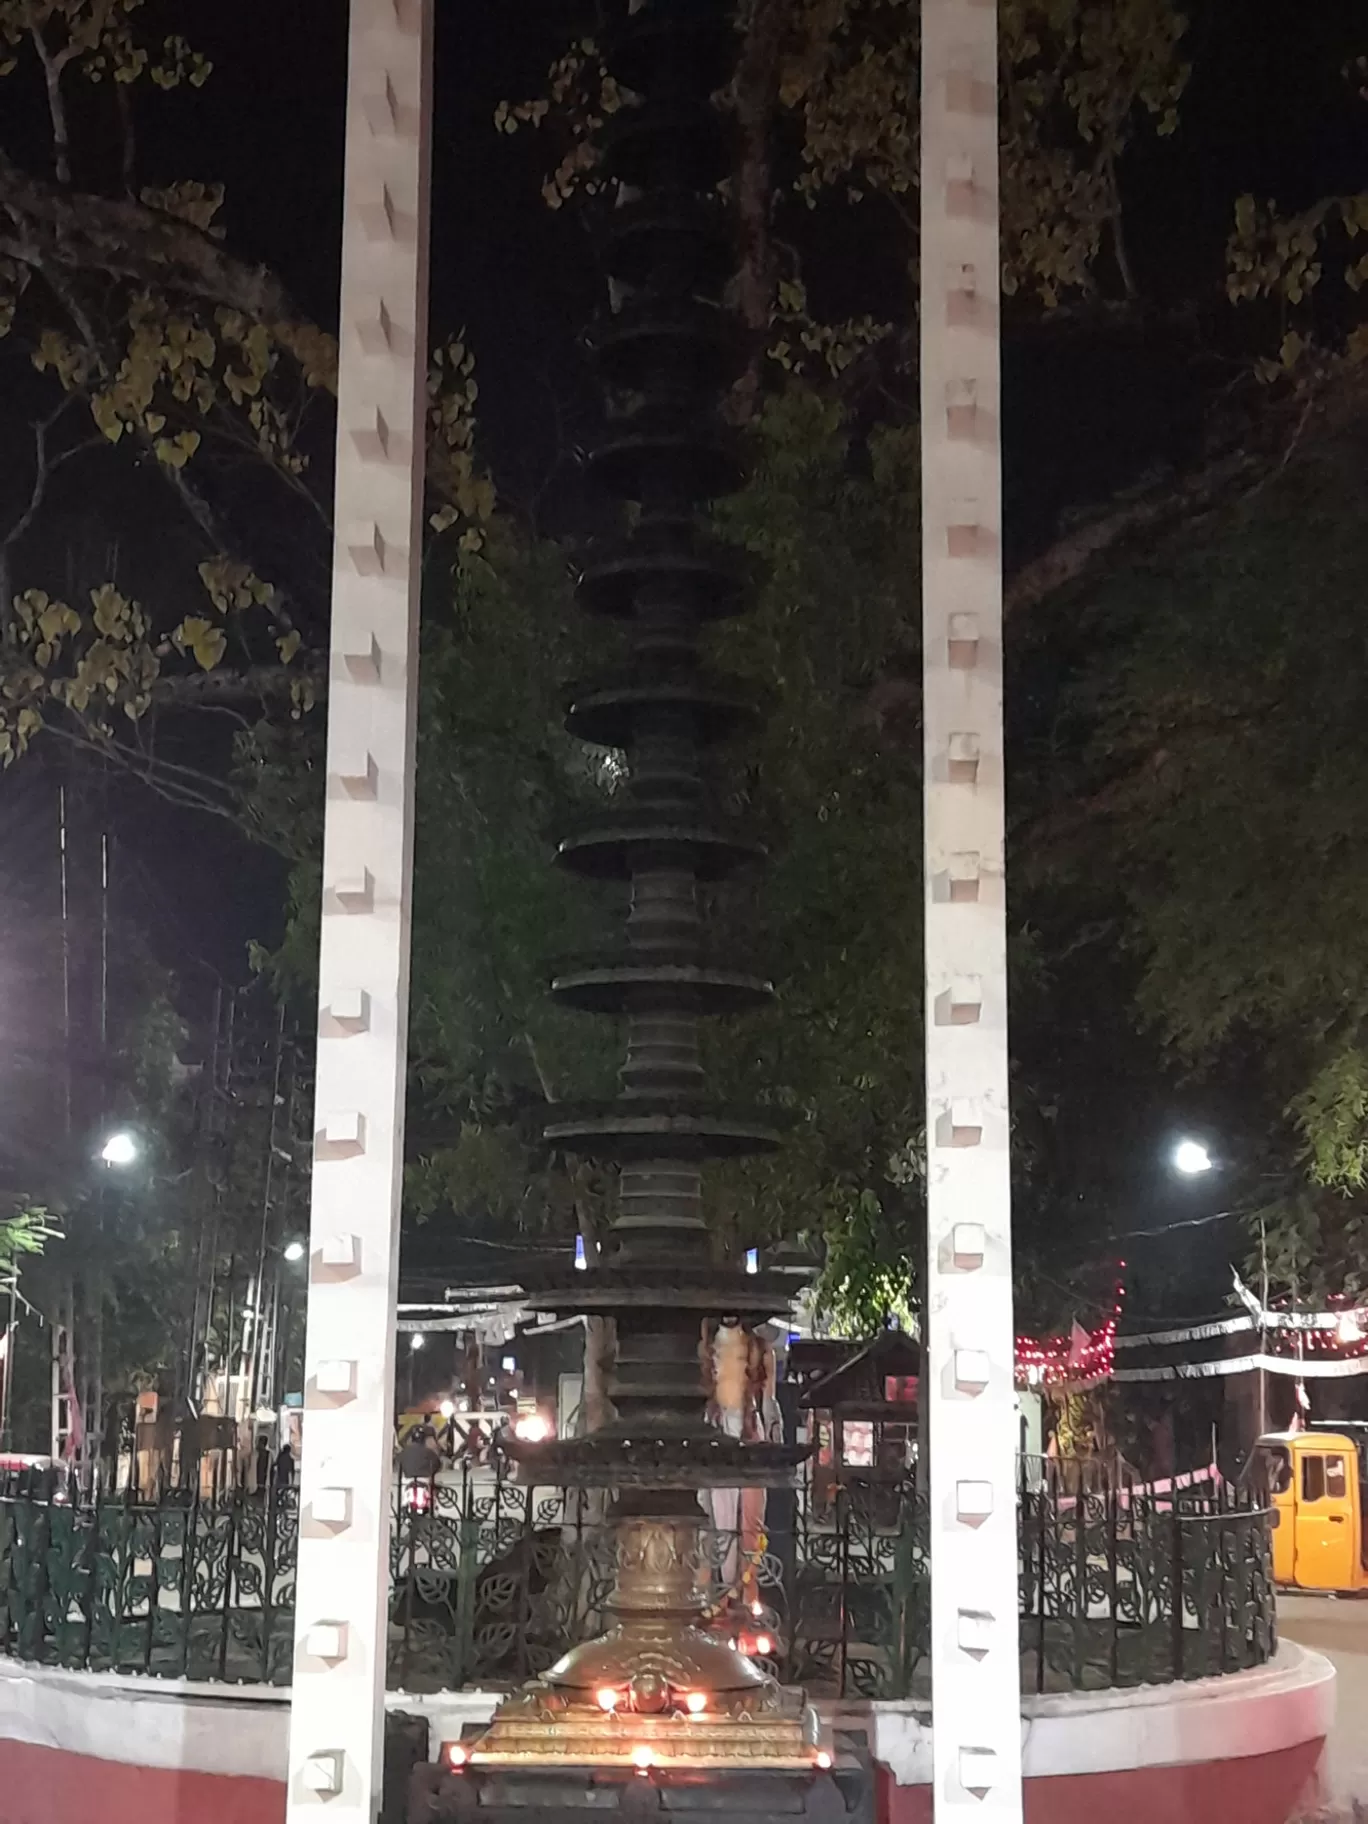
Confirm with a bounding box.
[0,1463,1272,1699]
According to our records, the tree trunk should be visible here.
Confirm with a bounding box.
[728,0,789,417]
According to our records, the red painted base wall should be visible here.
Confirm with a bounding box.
[0,1732,1324,1824]
[879,1739,1324,1824]
[0,1741,285,1824]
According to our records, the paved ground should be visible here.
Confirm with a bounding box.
[1280,1594,1368,1813]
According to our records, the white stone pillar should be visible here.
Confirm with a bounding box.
[920,0,1023,1817]
[285,1,432,1817]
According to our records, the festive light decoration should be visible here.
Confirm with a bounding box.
[1014,1270,1125,1388]
[1015,1261,1368,1387]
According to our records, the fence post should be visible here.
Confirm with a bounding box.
[837,1483,850,1698]
[514,1483,535,1682]
[1105,1470,1119,1688]
[218,1494,239,1681]
[1071,1464,1087,1689]
[77,1477,101,1669]
[1035,1475,1047,1693]
[261,1477,280,1684]
[176,1481,201,1679]
[1169,1492,1184,1681]
[142,1500,163,1676]
[397,1477,416,1689]
[452,1475,480,1688]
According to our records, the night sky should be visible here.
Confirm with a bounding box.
[1,1,1364,1310]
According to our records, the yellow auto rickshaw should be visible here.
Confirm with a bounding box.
[1249,1424,1368,1593]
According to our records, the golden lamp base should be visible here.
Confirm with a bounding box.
[460,1515,830,1775]
[465,1699,820,1773]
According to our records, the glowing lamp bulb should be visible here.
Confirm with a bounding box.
[631,1745,655,1772]
[596,1687,619,1712]
[100,1131,137,1167]
[754,1634,773,1656]
[447,1743,468,1768]
[816,1751,833,1770]
[685,1692,707,1715]
[1173,1138,1212,1176]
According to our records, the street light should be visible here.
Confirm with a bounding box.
[100,1131,138,1167]
[1172,1138,1213,1176]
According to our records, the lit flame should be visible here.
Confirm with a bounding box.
[684,1692,707,1715]
[816,1750,833,1770]
[631,1745,655,1772]
[754,1634,773,1656]
[751,1600,763,1617]
[596,1687,619,1712]
[447,1743,468,1768]
[514,1412,552,1443]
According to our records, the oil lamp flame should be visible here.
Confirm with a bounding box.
[684,1691,707,1715]
[596,1687,619,1712]
[754,1633,773,1656]
[631,1745,655,1772]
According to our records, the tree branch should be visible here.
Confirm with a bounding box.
[1006,365,1368,619]
[146,661,324,708]
[0,402,93,614]
[28,24,76,187]
[39,721,245,824]
[728,0,789,418]
[1003,450,1258,619]
[0,147,304,331]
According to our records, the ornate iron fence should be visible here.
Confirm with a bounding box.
[1018,1464,1277,1692]
[0,1482,297,1683]
[0,1462,1273,1699]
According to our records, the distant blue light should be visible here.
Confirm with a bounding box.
[574,1234,587,1270]
[745,1248,759,1275]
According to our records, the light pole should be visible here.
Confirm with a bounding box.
[1164,1138,1273,1438]
[407,1332,425,1410]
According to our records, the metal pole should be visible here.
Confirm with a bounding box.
[57,785,72,1140]
[0,1276,17,1448]
[920,0,1024,1814]
[284,1,433,1815]
[49,1318,63,1461]
[1258,1216,1268,1436]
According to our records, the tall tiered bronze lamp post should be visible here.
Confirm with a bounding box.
[457,0,835,1796]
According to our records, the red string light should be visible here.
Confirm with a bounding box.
[1015,1269,1125,1388]
[1013,1275,1368,1384]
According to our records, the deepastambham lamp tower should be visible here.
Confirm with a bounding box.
[452,0,833,1798]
